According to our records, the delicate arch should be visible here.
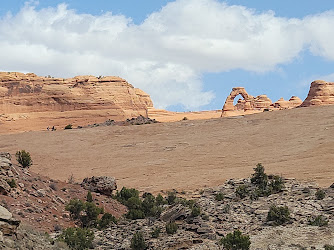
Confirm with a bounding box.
[222,87,253,112]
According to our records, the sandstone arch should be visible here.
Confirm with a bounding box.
[222,87,254,115]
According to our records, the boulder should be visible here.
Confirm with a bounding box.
[0,205,20,235]
[0,179,11,195]
[160,204,188,222]
[81,176,117,196]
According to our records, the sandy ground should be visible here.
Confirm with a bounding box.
[0,105,333,193]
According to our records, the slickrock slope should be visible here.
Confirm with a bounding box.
[301,80,334,107]
[0,72,153,133]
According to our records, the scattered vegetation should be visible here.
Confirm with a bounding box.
[64,124,73,129]
[86,191,93,202]
[58,227,94,250]
[315,189,326,200]
[308,215,328,227]
[130,231,147,250]
[151,227,161,238]
[15,150,32,168]
[219,230,251,250]
[267,205,290,226]
[215,192,224,201]
[191,205,201,217]
[235,185,249,199]
[324,245,334,250]
[166,222,178,235]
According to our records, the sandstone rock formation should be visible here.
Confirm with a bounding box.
[0,72,153,114]
[301,80,334,107]
[0,72,154,133]
[81,176,117,196]
[222,87,272,116]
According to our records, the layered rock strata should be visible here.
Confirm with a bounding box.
[301,80,334,107]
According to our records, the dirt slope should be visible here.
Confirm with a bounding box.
[0,105,333,193]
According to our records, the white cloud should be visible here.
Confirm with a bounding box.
[0,0,334,109]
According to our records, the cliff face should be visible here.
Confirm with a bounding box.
[301,80,334,107]
[0,72,153,115]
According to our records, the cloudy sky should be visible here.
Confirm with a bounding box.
[1,0,334,111]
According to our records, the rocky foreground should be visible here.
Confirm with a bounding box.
[0,152,333,249]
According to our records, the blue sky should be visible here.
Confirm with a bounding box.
[1,0,334,111]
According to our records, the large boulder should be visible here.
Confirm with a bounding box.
[81,176,117,196]
[160,204,189,222]
[0,205,20,235]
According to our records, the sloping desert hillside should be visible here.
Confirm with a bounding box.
[0,105,333,193]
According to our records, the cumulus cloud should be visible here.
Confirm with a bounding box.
[0,0,334,109]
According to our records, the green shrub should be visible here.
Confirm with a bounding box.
[235,185,249,199]
[66,199,103,228]
[6,179,17,188]
[308,215,328,227]
[98,213,116,229]
[127,197,143,210]
[130,231,146,250]
[315,189,326,200]
[80,202,104,228]
[116,187,140,203]
[58,227,94,250]
[166,222,178,235]
[155,194,166,206]
[251,163,268,189]
[267,205,290,226]
[268,175,284,193]
[167,191,177,205]
[151,227,161,238]
[66,199,85,220]
[191,205,201,217]
[15,150,32,168]
[65,124,73,129]
[220,230,251,250]
[324,245,334,250]
[126,209,145,220]
[215,192,225,201]
[86,191,93,202]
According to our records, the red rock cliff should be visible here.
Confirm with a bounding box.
[300,80,334,107]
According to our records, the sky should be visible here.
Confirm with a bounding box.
[1,1,334,111]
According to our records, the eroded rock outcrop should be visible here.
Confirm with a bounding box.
[81,176,117,196]
[0,72,153,117]
[301,80,334,107]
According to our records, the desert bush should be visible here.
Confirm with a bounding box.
[64,124,73,129]
[80,202,104,228]
[166,222,178,235]
[324,245,334,250]
[155,193,166,206]
[182,117,188,120]
[6,179,17,188]
[215,192,225,201]
[315,189,326,200]
[220,230,251,250]
[251,163,268,187]
[58,227,94,250]
[267,205,290,226]
[308,215,328,227]
[222,204,231,214]
[66,199,103,228]
[15,150,32,168]
[151,227,161,238]
[126,209,145,220]
[98,213,116,229]
[191,205,201,217]
[130,231,147,250]
[66,199,85,220]
[167,191,177,205]
[116,187,140,203]
[86,191,93,202]
[235,185,249,199]
[268,175,284,193]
